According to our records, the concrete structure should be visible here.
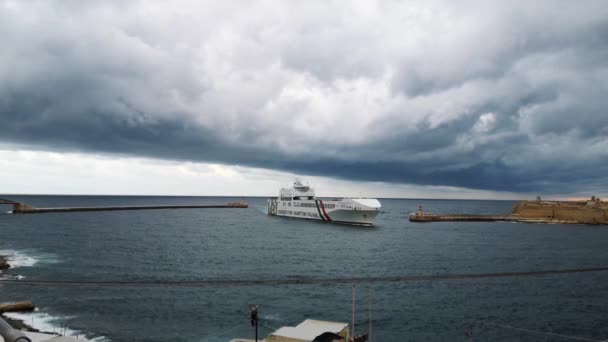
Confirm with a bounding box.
[0,316,78,342]
[0,199,33,213]
[0,198,247,214]
[0,303,35,314]
[12,331,79,342]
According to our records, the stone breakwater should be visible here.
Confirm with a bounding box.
[0,196,249,214]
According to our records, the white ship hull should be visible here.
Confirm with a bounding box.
[267,197,381,226]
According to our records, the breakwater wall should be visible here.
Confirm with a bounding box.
[0,198,247,214]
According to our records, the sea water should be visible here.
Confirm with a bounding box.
[1,196,608,341]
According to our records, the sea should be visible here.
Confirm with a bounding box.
[1,195,607,341]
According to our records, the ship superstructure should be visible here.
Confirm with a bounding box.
[267,179,381,226]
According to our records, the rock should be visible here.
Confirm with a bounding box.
[0,314,41,332]
[0,255,9,270]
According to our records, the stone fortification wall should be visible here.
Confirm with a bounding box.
[513,200,608,224]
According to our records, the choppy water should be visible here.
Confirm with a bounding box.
[1,196,608,341]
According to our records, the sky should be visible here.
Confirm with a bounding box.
[1,1,607,199]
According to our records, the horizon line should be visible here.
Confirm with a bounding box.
[0,192,548,201]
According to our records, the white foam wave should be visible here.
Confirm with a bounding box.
[0,251,104,340]
[0,249,59,280]
[4,311,109,342]
[0,250,38,268]
[0,274,26,280]
[0,249,60,269]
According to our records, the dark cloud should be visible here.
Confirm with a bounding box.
[1,1,608,195]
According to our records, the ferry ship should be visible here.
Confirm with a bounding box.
[267,179,381,226]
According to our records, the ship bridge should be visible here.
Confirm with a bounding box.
[279,179,316,200]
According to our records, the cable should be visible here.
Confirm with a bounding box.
[0,266,606,288]
[479,321,607,342]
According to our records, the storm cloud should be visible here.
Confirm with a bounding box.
[1,1,607,194]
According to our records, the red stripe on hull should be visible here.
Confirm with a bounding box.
[319,200,332,221]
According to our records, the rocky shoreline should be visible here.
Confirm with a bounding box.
[0,314,42,333]
[0,255,44,333]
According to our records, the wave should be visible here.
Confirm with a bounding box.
[253,205,268,214]
[0,249,60,269]
[0,249,60,281]
[3,311,108,342]
[0,250,105,340]
[0,250,38,268]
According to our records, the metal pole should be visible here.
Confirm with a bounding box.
[250,304,258,342]
[0,316,31,342]
[368,287,372,342]
[352,285,355,341]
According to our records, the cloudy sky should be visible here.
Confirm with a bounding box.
[1,0,607,198]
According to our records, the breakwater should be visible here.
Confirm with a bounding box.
[1,197,247,214]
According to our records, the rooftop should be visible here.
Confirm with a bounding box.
[268,319,348,341]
